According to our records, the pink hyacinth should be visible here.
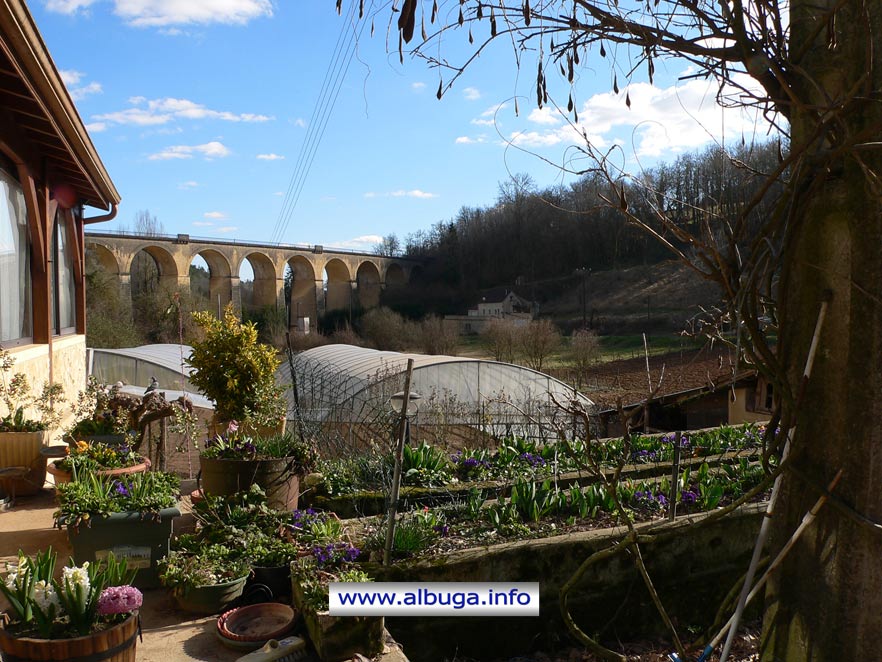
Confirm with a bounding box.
[97,585,143,615]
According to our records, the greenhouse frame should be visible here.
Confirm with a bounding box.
[286,344,595,446]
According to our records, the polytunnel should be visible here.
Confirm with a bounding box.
[284,344,595,444]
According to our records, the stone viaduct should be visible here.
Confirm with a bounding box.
[84,231,419,328]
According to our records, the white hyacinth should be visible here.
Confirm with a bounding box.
[32,580,61,613]
[62,564,91,596]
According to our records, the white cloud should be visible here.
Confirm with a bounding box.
[364,189,438,199]
[411,82,426,91]
[573,75,767,158]
[216,226,238,234]
[93,97,271,128]
[148,141,231,160]
[328,235,384,251]
[256,153,285,160]
[59,70,83,86]
[85,121,106,133]
[293,118,306,128]
[273,191,284,196]
[527,107,560,126]
[491,75,769,160]
[203,211,226,219]
[192,220,213,227]
[46,0,96,13]
[178,180,198,189]
[59,69,102,101]
[48,0,273,27]
[456,136,486,145]
[481,103,508,117]
[463,87,481,101]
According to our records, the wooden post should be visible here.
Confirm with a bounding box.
[384,359,415,566]
[668,431,681,520]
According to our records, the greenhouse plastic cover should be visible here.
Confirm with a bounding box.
[285,344,593,424]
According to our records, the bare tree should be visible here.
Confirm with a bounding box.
[373,233,401,256]
[341,0,882,658]
[482,317,518,362]
[359,307,414,351]
[518,319,561,372]
[417,315,459,355]
[570,328,600,387]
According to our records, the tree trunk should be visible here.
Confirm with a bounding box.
[762,1,882,658]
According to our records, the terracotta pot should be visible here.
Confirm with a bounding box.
[0,611,138,662]
[0,430,50,496]
[47,457,152,485]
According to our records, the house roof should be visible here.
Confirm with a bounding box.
[0,0,119,211]
[580,348,757,412]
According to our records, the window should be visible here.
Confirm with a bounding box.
[50,210,76,335]
[0,163,32,344]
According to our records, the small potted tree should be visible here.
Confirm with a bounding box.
[0,345,63,496]
[186,304,287,436]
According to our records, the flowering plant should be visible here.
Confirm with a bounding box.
[201,423,317,473]
[54,471,180,529]
[0,345,63,432]
[0,548,139,638]
[53,439,143,475]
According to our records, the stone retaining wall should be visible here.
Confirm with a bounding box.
[369,503,767,662]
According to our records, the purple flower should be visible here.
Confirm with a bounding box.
[344,545,361,562]
[655,493,668,507]
[681,491,698,505]
[433,524,450,536]
[519,452,546,468]
[97,585,142,615]
[114,481,129,497]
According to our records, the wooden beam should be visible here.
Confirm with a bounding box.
[16,163,44,268]
[64,207,86,334]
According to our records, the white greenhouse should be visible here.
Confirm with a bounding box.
[285,344,594,444]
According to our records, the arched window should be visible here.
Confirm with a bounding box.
[0,162,32,344]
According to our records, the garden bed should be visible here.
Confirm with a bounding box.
[369,503,768,662]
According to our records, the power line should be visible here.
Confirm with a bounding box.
[269,2,365,244]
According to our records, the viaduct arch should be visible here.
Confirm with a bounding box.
[85,232,416,330]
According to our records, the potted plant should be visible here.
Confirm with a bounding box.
[65,377,135,445]
[46,438,151,484]
[188,487,306,600]
[54,471,181,589]
[0,345,63,496]
[198,425,317,510]
[186,304,287,435]
[0,548,141,662]
[291,550,383,662]
[158,544,251,614]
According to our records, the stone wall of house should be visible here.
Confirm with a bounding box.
[3,336,86,438]
[372,503,766,662]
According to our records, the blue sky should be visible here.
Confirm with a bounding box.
[33,0,768,257]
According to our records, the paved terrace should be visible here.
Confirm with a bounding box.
[0,486,408,662]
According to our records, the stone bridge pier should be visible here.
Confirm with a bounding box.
[85,232,416,330]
